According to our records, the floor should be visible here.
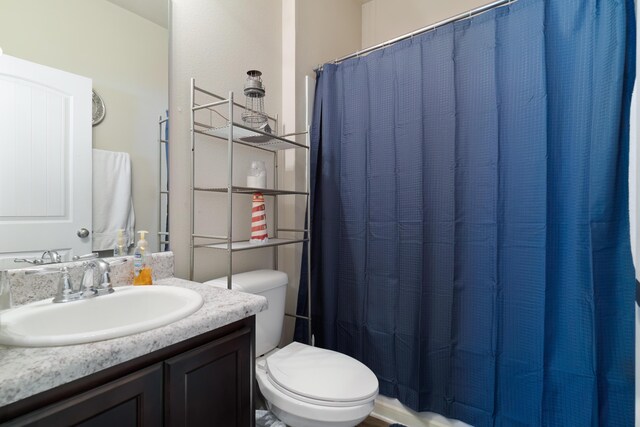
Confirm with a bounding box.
[358,416,392,427]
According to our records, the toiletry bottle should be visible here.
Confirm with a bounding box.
[133,230,153,285]
[247,160,267,188]
[114,229,126,256]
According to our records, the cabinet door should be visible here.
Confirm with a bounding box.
[6,364,163,427]
[165,326,253,427]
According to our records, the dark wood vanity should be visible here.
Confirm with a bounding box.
[0,317,255,427]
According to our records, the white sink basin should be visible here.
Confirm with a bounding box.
[0,286,204,347]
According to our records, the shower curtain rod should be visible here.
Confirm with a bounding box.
[314,0,516,72]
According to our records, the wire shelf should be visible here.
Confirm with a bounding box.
[194,186,308,196]
[197,238,307,252]
[198,123,308,151]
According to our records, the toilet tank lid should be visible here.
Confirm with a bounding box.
[205,269,288,293]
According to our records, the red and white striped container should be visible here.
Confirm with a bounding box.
[250,192,269,244]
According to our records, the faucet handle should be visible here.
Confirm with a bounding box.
[14,258,44,265]
[72,253,99,261]
[52,267,77,303]
[79,262,98,299]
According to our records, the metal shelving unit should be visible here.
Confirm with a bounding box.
[158,115,169,252]
[189,78,312,344]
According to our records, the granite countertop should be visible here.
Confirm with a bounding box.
[0,277,267,408]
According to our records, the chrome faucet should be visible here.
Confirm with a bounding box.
[80,259,115,297]
[42,250,62,264]
[14,250,63,265]
[19,255,125,304]
[52,258,120,303]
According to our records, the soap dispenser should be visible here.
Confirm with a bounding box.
[114,229,126,256]
[133,230,152,286]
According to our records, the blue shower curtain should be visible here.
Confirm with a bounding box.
[295,0,636,425]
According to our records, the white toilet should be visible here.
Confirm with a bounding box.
[206,270,379,427]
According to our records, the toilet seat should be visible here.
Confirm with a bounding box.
[265,342,379,407]
[255,342,379,427]
[257,367,376,426]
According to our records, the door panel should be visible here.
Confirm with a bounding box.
[0,54,92,268]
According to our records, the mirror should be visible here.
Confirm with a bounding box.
[0,0,168,268]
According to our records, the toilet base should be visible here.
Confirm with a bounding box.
[266,400,369,427]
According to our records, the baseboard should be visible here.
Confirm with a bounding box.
[370,395,470,427]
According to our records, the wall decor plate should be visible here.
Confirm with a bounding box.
[92,89,105,126]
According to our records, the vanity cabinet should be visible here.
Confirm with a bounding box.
[165,328,252,426]
[0,317,255,427]
[4,364,163,427]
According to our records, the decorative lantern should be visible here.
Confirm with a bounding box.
[242,70,268,128]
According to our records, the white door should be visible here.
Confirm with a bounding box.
[0,54,92,268]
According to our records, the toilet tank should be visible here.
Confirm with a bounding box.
[206,270,288,357]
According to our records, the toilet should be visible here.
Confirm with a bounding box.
[206,270,379,427]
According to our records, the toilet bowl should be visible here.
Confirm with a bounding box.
[206,270,379,427]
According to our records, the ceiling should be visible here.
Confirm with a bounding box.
[104,0,374,30]
[104,0,373,30]
[106,0,168,29]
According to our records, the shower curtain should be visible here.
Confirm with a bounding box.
[295,0,636,425]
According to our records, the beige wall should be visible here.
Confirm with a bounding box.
[279,0,362,344]
[294,0,362,131]
[169,0,283,281]
[169,0,362,345]
[0,0,168,252]
[362,0,497,48]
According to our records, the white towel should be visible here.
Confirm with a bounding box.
[92,149,135,251]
